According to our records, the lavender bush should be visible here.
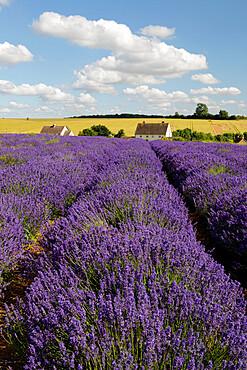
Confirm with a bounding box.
[3,138,246,369]
[151,141,247,270]
[0,134,125,295]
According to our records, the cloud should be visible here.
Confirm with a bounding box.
[0,0,12,10]
[10,101,30,109]
[0,42,33,65]
[73,70,118,94]
[191,95,218,106]
[32,106,56,113]
[0,80,75,102]
[32,12,142,51]
[0,0,12,5]
[191,73,220,85]
[139,25,175,39]
[77,92,97,104]
[0,107,12,113]
[190,86,241,96]
[33,12,207,91]
[124,85,190,102]
[61,103,97,114]
[219,100,237,105]
[124,85,191,110]
[238,100,247,109]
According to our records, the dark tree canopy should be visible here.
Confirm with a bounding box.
[78,124,125,138]
[114,129,125,138]
[78,128,96,136]
[219,110,229,119]
[90,125,112,137]
[195,103,209,117]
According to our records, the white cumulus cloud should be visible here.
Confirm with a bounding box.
[33,12,208,92]
[219,100,237,105]
[10,101,30,109]
[191,95,218,106]
[124,85,190,102]
[124,85,191,110]
[191,73,220,85]
[139,25,175,39]
[0,80,75,103]
[77,92,97,104]
[0,42,33,65]
[190,86,241,96]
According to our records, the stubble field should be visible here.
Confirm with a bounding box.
[1,117,247,136]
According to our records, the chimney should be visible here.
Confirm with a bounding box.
[51,124,56,128]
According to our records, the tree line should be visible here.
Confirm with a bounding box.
[71,104,247,121]
[166,103,247,120]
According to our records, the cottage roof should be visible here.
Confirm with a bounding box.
[40,124,65,135]
[135,122,169,136]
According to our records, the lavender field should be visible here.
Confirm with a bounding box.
[151,141,247,280]
[0,135,247,369]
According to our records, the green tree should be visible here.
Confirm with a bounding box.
[234,133,242,143]
[90,125,112,137]
[114,129,125,138]
[195,103,209,118]
[219,110,229,120]
[78,128,96,136]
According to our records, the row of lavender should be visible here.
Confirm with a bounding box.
[151,141,247,274]
[3,138,247,369]
[0,134,121,295]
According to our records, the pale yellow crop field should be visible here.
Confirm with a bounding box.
[1,118,247,137]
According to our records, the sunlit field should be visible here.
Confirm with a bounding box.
[1,117,247,136]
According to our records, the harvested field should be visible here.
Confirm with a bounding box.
[211,123,231,135]
[1,118,247,136]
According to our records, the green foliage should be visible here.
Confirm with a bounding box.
[91,125,112,137]
[171,127,246,144]
[214,135,228,142]
[219,110,229,119]
[172,128,192,140]
[0,154,24,166]
[172,128,213,142]
[78,125,125,138]
[78,128,96,136]
[195,103,209,118]
[45,138,60,144]
[207,164,233,175]
[234,133,242,143]
[114,129,125,138]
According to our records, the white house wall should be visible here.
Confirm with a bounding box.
[60,127,67,136]
[165,124,172,137]
[135,134,164,141]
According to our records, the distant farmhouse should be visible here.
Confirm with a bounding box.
[135,121,172,141]
[40,124,74,136]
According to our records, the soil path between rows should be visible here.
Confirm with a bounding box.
[188,210,247,296]
[0,269,29,369]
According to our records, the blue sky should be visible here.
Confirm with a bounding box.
[0,0,247,118]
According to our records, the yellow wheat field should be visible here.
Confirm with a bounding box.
[1,118,247,137]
